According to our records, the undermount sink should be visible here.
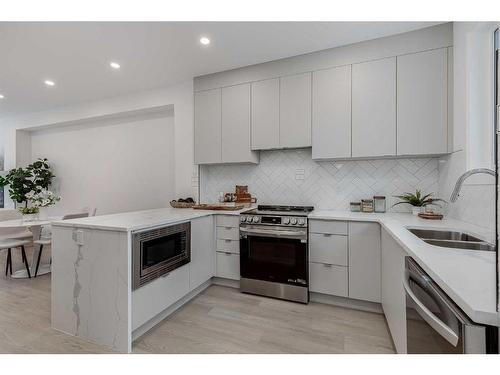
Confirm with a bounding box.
[407,228,495,252]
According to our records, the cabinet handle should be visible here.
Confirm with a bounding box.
[225,239,231,243]
[225,227,232,230]
[225,252,232,256]
[323,263,332,267]
[323,233,332,237]
[161,272,171,278]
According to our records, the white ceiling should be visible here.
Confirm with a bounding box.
[0,22,441,118]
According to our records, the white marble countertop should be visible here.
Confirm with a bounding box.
[51,205,255,232]
[310,210,499,326]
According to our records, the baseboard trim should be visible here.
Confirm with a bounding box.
[310,292,383,314]
[132,280,211,342]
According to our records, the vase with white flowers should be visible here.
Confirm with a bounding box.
[21,189,61,221]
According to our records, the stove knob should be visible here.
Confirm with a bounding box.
[283,217,290,225]
[252,216,259,223]
[290,218,297,225]
[297,218,306,226]
[240,216,246,222]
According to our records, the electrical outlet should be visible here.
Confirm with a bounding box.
[295,169,305,180]
[72,229,84,246]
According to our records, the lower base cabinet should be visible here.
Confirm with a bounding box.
[132,264,190,330]
[309,262,348,297]
[381,228,408,353]
[216,251,240,280]
[190,216,215,290]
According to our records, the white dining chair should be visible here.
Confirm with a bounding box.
[33,212,90,277]
[0,229,33,278]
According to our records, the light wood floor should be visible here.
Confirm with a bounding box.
[0,252,395,354]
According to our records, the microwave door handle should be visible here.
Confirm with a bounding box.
[403,278,459,346]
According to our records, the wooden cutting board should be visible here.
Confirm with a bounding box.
[418,212,444,220]
[192,204,245,211]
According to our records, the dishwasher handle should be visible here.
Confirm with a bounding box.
[403,278,459,346]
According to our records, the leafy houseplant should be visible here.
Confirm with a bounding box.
[393,190,445,215]
[0,158,59,220]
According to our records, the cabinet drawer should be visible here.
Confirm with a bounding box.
[216,215,240,228]
[132,264,190,330]
[216,251,240,280]
[309,233,348,266]
[309,262,348,297]
[309,220,348,235]
[217,239,240,254]
[216,226,239,240]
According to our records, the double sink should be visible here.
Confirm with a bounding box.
[408,228,495,252]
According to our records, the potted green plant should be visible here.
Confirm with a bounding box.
[0,158,60,221]
[393,190,445,215]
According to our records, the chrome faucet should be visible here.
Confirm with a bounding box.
[449,168,496,202]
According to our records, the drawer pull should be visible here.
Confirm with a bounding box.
[323,233,332,237]
[323,263,332,267]
[225,227,232,230]
[225,252,232,256]
[161,272,171,278]
[225,239,231,243]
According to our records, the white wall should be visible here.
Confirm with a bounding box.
[0,79,196,210]
[30,110,175,216]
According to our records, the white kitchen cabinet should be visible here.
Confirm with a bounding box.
[190,216,215,291]
[279,72,312,148]
[194,88,222,164]
[352,57,396,158]
[381,228,407,353]
[397,48,448,155]
[132,264,190,330]
[216,251,240,280]
[312,65,352,159]
[309,262,348,297]
[309,220,348,235]
[309,233,348,266]
[221,84,259,163]
[251,78,280,150]
[348,222,381,303]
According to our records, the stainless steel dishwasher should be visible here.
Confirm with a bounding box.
[404,257,498,354]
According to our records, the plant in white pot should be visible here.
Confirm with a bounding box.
[23,188,61,221]
[393,190,445,215]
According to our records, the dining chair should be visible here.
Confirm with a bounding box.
[0,228,33,278]
[33,212,90,277]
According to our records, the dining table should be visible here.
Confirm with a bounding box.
[0,216,60,279]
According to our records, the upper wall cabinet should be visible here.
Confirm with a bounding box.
[312,65,352,159]
[194,84,258,165]
[221,84,259,163]
[352,57,397,158]
[397,48,448,156]
[194,88,222,164]
[279,72,312,148]
[251,78,280,150]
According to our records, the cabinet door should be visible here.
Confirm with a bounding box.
[251,78,280,150]
[352,57,396,158]
[221,83,259,163]
[279,72,312,148]
[194,88,222,164]
[309,263,348,297]
[397,48,448,155]
[312,66,351,159]
[190,216,215,290]
[348,222,381,303]
[381,228,407,353]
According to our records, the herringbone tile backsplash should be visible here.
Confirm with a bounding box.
[200,149,440,212]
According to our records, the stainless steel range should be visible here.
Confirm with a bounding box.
[239,205,314,303]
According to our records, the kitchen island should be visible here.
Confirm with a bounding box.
[50,207,251,353]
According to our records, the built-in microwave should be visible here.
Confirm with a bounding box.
[132,222,191,290]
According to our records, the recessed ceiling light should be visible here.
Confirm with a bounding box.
[109,61,121,69]
[0,94,4,99]
[44,80,55,87]
[199,36,210,45]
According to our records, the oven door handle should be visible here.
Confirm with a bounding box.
[240,227,307,241]
[403,278,459,346]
